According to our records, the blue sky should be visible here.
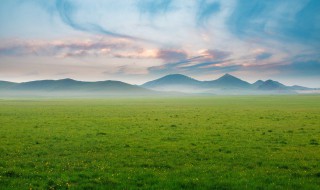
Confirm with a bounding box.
[0,0,319,87]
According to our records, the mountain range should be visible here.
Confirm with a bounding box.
[142,74,317,94]
[0,74,318,97]
[0,78,153,97]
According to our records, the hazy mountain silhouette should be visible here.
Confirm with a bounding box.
[142,74,203,92]
[143,73,252,91]
[252,80,315,91]
[252,80,264,88]
[290,85,313,91]
[0,81,16,89]
[0,74,317,97]
[141,73,316,94]
[143,74,201,87]
[10,78,147,92]
[0,79,153,97]
[203,74,251,89]
[257,80,288,90]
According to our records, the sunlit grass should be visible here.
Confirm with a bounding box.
[0,95,319,189]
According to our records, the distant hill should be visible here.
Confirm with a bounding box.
[0,79,154,97]
[0,81,17,89]
[203,74,251,89]
[142,74,201,87]
[289,85,313,91]
[252,80,314,92]
[10,78,147,92]
[142,74,203,92]
[142,73,251,92]
[142,73,255,92]
[141,74,316,94]
[0,74,317,97]
[252,80,264,88]
[257,80,288,90]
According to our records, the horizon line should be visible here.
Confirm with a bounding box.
[1,73,319,88]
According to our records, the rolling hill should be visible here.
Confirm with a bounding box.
[257,80,288,90]
[0,79,154,97]
[141,74,315,94]
[0,74,317,96]
[9,78,147,92]
[252,80,264,88]
[0,81,16,89]
[142,74,203,92]
[203,74,251,89]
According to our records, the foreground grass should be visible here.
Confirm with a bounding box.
[0,95,319,189]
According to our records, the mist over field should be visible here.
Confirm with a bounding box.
[1,73,319,98]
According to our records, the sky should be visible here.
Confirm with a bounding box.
[0,0,319,87]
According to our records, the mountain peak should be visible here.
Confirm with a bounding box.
[258,79,287,90]
[217,73,242,81]
[252,80,264,86]
[163,74,190,79]
[205,73,251,88]
[264,80,284,86]
[218,73,240,80]
[252,80,264,88]
[142,74,201,89]
[223,73,232,77]
[153,74,197,83]
[58,78,76,82]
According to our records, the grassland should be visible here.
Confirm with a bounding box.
[0,95,319,189]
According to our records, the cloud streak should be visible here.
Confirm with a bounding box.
[148,49,233,74]
[55,0,142,41]
[137,0,174,17]
[0,39,189,63]
[0,38,137,58]
[227,0,320,46]
[0,0,319,86]
[255,52,272,61]
[196,0,220,26]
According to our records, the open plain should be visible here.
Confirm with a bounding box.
[0,95,320,189]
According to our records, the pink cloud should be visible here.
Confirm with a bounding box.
[0,38,140,58]
[156,49,188,62]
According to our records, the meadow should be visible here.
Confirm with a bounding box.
[0,95,319,189]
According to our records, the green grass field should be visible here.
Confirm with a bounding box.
[0,96,320,189]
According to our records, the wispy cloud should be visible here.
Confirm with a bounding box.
[174,49,232,68]
[255,52,272,61]
[0,38,138,58]
[278,60,320,77]
[0,0,319,86]
[137,0,174,17]
[55,0,142,41]
[227,0,320,46]
[196,0,220,26]
[156,49,188,62]
[148,48,232,74]
[0,39,189,64]
[200,49,231,60]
